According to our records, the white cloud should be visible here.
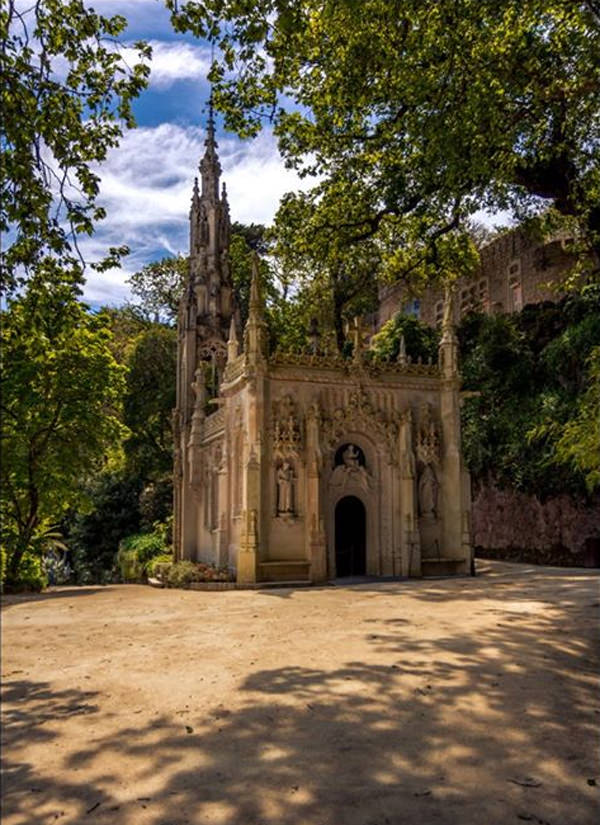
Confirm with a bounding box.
[121,39,212,88]
[81,123,314,305]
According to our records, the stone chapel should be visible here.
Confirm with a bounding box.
[174,117,473,584]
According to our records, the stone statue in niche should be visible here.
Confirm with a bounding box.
[331,443,372,493]
[276,460,296,516]
[342,444,360,467]
[418,463,438,519]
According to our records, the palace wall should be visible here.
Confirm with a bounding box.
[472,484,600,567]
[378,228,574,329]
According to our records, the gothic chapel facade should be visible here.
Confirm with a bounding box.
[174,119,473,583]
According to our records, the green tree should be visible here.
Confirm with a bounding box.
[370,315,440,364]
[459,287,600,496]
[65,318,177,584]
[169,0,600,276]
[1,0,150,289]
[271,192,381,352]
[128,256,188,324]
[123,325,177,480]
[0,263,127,586]
[229,222,276,327]
[552,347,600,491]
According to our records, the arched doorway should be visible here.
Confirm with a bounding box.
[335,496,366,577]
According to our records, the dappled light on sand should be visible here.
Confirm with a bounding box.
[2,561,599,825]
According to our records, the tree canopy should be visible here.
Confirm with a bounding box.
[169,0,600,280]
[1,0,150,290]
[0,263,126,586]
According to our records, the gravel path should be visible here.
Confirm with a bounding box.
[2,560,599,825]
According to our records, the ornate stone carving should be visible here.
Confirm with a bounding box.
[198,338,227,365]
[270,351,346,369]
[272,394,302,459]
[203,407,225,440]
[416,402,440,465]
[331,443,373,493]
[418,463,438,519]
[320,389,400,462]
[276,459,296,517]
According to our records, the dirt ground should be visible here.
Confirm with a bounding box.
[2,560,599,825]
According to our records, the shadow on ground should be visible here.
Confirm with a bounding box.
[2,567,599,825]
[1,587,113,610]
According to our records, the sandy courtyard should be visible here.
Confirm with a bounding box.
[2,561,599,825]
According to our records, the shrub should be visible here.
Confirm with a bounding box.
[165,561,234,588]
[69,471,142,583]
[166,560,203,587]
[4,553,47,592]
[41,551,71,585]
[147,554,173,580]
[139,476,173,531]
[117,522,171,581]
[116,546,143,582]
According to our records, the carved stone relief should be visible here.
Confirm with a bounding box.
[272,394,303,460]
[416,402,440,465]
[320,389,400,462]
[330,443,373,493]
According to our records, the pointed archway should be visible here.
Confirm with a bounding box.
[335,496,366,577]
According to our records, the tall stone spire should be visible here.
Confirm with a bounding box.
[199,99,221,202]
[184,99,237,355]
[244,252,268,362]
[177,99,239,439]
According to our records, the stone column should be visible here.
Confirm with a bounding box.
[238,508,258,584]
[440,376,464,562]
[438,287,469,569]
[399,411,420,576]
[237,256,268,583]
[216,439,229,568]
[305,403,327,582]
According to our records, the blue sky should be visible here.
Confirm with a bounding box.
[80,0,310,306]
[67,1,507,307]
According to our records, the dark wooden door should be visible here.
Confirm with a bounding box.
[335,496,366,577]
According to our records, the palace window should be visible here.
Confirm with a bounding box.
[402,299,421,318]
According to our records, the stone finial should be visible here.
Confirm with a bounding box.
[227,315,239,362]
[191,367,206,414]
[249,252,262,314]
[199,97,221,201]
[243,252,268,361]
[397,334,407,366]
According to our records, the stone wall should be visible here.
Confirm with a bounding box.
[472,482,600,567]
[378,227,574,329]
